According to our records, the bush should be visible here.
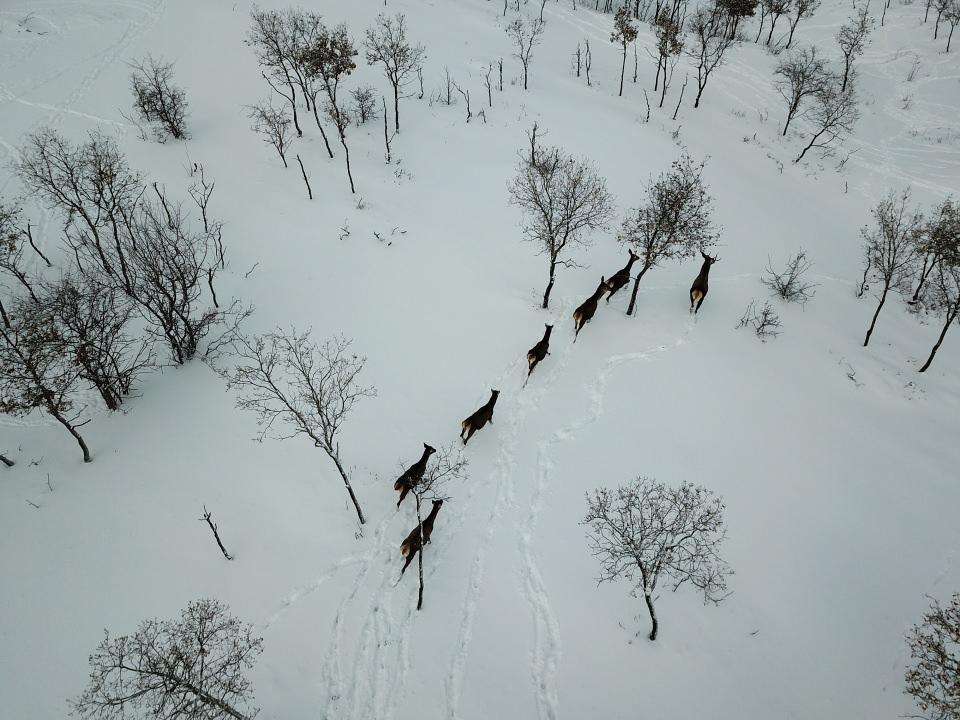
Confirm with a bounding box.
[130,55,189,140]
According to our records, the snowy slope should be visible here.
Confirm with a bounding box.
[1,0,959,719]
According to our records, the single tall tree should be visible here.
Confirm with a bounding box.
[619,155,719,316]
[784,0,820,48]
[508,144,614,309]
[836,5,874,93]
[793,77,859,163]
[774,45,829,136]
[364,13,426,133]
[583,477,732,641]
[507,16,546,91]
[918,242,960,372]
[686,5,739,109]
[860,189,922,347]
[611,7,639,97]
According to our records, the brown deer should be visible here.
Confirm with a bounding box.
[604,249,639,302]
[400,499,444,574]
[689,251,719,314]
[526,324,553,379]
[460,389,499,445]
[394,443,436,508]
[572,277,607,341]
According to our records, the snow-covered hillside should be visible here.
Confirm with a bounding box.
[1,0,959,718]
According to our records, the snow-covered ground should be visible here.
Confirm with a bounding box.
[2,0,959,718]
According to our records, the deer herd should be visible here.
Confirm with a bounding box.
[392,248,719,578]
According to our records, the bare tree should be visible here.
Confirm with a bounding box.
[247,101,293,168]
[651,7,684,108]
[618,155,719,316]
[399,443,468,610]
[225,329,375,525]
[247,7,304,137]
[737,298,782,339]
[350,85,378,123]
[904,592,960,717]
[836,5,874,93]
[583,477,732,641]
[47,275,154,410]
[933,0,950,39]
[911,197,959,304]
[508,143,614,309]
[507,16,546,90]
[584,38,593,86]
[686,5,739,109]
[72,599,262,720]
[918,246,960,372]
[784,0,820,48]
[761,249,817,303]
[0,296,91,462]
[944,0,960,51]
[794,78,859,163]
[303,23,359,194]
[0,203,40,304]
[860,189,922,347]
[717,0,759,37]
[364,13,426,133]
[129,55,188,140]
[611,6,639,96]
[761,0,790,44]
[774,45,829,136]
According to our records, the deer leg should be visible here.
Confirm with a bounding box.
[463,424,475,445]
[397,485,409,508]
[401,547,418,575]
[695,294,705,313]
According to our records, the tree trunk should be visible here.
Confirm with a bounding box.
[643,588,658,641]
[416,495,426,610]
[309,101,335,159]
[340,136,356,194]
[287,82,303,137]
[49,406,92,463]
[863,284,889,347]
[911,255,936,303]
[841,56,852,93]
[393,81,401,133]
[785,15,799,48]
[542,261,556,309]
[766,16,779,45]
[947,23,956,51]
[783,100,799,136]
[0,297,10,329]
[625,265,650,316]
[794,126,827,163]
[331,452,366,524]
[919,303,958,372]
[0,454,14,467]
[619,44,627,96]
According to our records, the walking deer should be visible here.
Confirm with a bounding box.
[689,251,719,314]
[526,324,553,379]
[400,499,444,574]
[460,389,499,445]
[394,443,436,508]
[573,277,607,341]
[605,249,639,302]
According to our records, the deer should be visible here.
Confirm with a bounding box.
[394,443,436,508]
[400,499,444,574]
[526,324,553,381]
[689,251,719,315]
[604,249,639,303]
[572,277,607,341]
[460,389,499,445]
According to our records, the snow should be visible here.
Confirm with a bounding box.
[1,0,959,718]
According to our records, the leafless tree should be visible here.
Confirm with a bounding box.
[761,0,790,44]
[836,5,874,93]
[451,80,473,122]
[17,129,144,285]
[944,0,960,51]
[686,5,739,109]
[382,96,396,163]
[200,506,233,560]
[247,7,304,137]
[911,197,959,304]
[761,249,817,303]
[350,85,378,123]
[225,329,375,525]
[904,592,960,716]
[0,203,40,304]
[584,38,593,85]
[784,0,820,48]
[507,16,546,90]
[508,143,614,309]
[0,296,91,462]
[717,0,759,37]
[303,23,359,194]
[583,477,732,641]
[129,55,189,140]
[794,77,859,163]
[918,245,960,372]
[72,599,262,720]
[364,13,426,133]
[46,275,154,410]
[860,189,922,347]
[774,45,829,136]
[618,155,719,316]
[651,7,684,108]
[247,101,293,168]
[399,443,468,610]
[611,6,639,96]
[737,298,782,339]
[933,0,951,39]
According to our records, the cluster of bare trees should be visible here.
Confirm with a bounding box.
[245,7,425,194]
[129,55,189,141]
[904,592,960,719]
[859,191,960,372]
[1,129,241,461]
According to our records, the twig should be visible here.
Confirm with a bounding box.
[200,506,233,560]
